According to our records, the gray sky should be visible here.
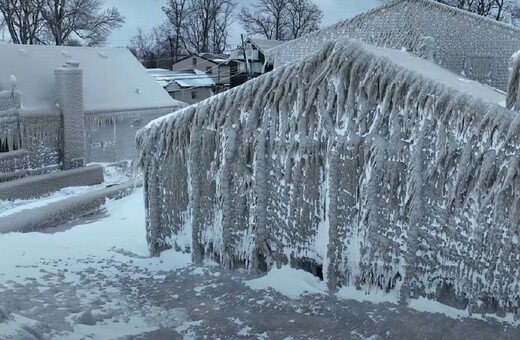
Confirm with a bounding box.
[105,0,381,47]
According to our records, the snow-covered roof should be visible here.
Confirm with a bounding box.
[364,45,506,105]
[265,0,520,78]
[142,38,507,136]
[199,53,230,64]
[247,38,284,52]
[147,69,215,89]
[0,44,181,114]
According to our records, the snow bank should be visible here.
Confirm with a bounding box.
[245,266,326,299]
[137,38,520,318]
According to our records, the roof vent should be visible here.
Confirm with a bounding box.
[61,50,71,58]
[98,52,108,58]
[136,88,142,94]
[18,48,29,56]
[64,60,80,68]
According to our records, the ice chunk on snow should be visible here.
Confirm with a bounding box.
[245,266,326,299]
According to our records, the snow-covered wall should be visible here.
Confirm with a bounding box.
[138,38,520,318]
[266,0,520,91]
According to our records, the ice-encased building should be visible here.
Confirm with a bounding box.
[265,0,520,92]
[137,36,520,317]
[137,5,520,319]
[0,44,185,181]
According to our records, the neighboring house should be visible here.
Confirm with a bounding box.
[0,44,185,180]
[172,54,231,93]
[147,68,216,105]
[229,38,284,87]
[265,0,520,91]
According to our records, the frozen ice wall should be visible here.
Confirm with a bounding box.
[138,39,519,318]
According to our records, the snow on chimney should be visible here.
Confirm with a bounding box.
[55,60,86,169]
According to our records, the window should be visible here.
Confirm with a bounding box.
[205,66,213,75]
[191,91,198,99]
[192,57,197,66]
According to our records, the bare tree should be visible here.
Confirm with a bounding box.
[41,0,125,46]
[287,0,323,39]
[159,0,236,55]
[0,0,125,45]
[239,0,289,40]
[0,0,45,44]
[129,28,159,68]
[163,0,189,62]
[182,0,236,53]
[238,0,322,41]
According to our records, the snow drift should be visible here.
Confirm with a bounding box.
[137,38,519,318]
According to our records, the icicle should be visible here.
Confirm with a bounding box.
[507,50,520,111]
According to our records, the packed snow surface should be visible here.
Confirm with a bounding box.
[0,187,518,338]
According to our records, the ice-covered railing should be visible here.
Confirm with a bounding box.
[137,38,519,318]
[0,77,61,174]
[0,88,21,153]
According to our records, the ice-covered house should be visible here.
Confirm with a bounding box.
[0,44,185,181]
[136,4,520,320]
[137,40,520,317]
[265,0,520,91]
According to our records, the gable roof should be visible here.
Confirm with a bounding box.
[199,53,230,64]
[173,54,220,67]
[247,38,285,53]
[265,0,520,65]
[0,44,180,115]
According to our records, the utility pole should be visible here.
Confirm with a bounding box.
[217,63,221,94]
[241,34,251,81]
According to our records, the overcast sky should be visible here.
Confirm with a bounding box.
[105,0,381,47]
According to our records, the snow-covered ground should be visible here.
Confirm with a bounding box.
[1,187,519,339]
